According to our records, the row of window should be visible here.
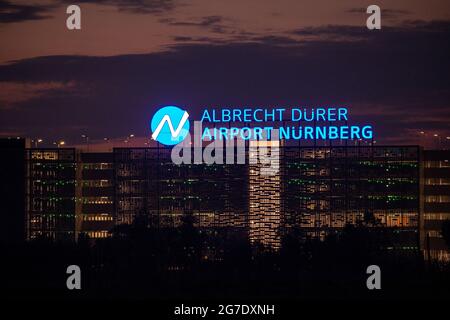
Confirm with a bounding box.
[425,195,450,203]
[82,214,113,221]
[85,231,110,238]
[423,213,450,220]
[82,197,113,204]
[424,160,450,168]
[82,180,112,187]
[425,178,450,185]
[83,163,113,170]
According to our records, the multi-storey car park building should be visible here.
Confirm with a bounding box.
[76,152,115,240]
[25,149,115,241]
[26,148,77,241]
[0,139,443,259]
[282,146,420,243]
[113,147,248,229]
[0,138,26,244]
[249,144,420,249]
[423,150,450,261]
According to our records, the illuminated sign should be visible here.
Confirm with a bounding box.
[200,107,373,140]
[151,106,190,145]
[151,106,373,146]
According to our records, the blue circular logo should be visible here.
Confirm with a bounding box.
[151,106,190,146]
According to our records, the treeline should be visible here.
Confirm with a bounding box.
[2,218,450,300]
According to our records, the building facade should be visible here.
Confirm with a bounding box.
[0,138,26,244]
[113,147,248,229]
[26,148,77,241]
[249,141,282,249]
[77,152,115,240]
[282,146,420,242]
[20,145,448,258]
[423,150,450,261]
[247,144,421,250]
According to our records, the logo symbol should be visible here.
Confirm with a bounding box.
[151,106,190,145]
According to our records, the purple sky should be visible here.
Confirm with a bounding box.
[0,0,449,148]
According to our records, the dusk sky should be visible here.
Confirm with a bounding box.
[0,0,449,148]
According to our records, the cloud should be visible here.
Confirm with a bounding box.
[291,25,368,42]
[172,36,220,43]
[161,15,223,27]
[0,0,54,23]
[160,15,231,34]
[347,7,411,20]
[0,0,180,24]
[0,20,448,146]
[62,0,178,14]
[0,81,77,109]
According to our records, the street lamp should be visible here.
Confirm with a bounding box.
[33,138,43,148]
[417,131,427,147]
[54,141,65,148]
[102,137,112,151]
[433,134,442,149]
[81,134,89,151]
[125,134,135,146]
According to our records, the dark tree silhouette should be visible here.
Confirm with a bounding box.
[442,220,450,248]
